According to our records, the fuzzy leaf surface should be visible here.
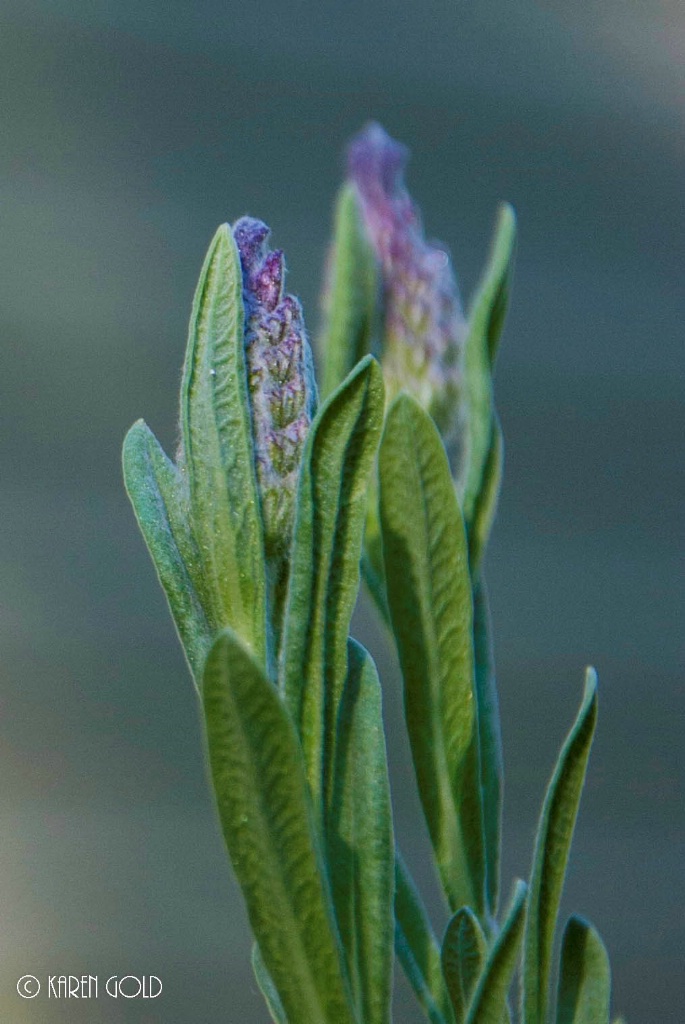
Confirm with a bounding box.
[319,184,380,399]
[281,356,384,817]
[180,224,266,663]
[395,854,456,1024]
[522,670,599,1024]
[122,419,211,682]
[556,916,611,1024]
[203,629,356,1024]
[380,394,485,914]
[465,881,527,1024]
[441,906,488,1021]
[317,185,384,613]
[472,578,504,920]
[327,639,394,1024]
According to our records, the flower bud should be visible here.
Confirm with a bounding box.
[233,216,317,557]
[347,123,468,486]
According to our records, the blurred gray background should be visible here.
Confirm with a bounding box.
[1,1,683,1021]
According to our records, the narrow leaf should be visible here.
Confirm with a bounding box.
[361,471,390,625]
[122,419,212,682]
[379,394,485,915]
[522,670,599,1024]
[472,578,504,920]
[361,534,390,626]
[468,203,516,371]
[251,944,287,1024]
[441,906,488,1022]
[395,854,456,1024]
[468,416,503,573]
[319,184,380,399]
[465,880,527,1024]
[180,225,267,664]
[203,630,356,1024]
[280,355,384,817]
[327,639,394,1024]
[463,204,515,526]
[557,916,611,1024]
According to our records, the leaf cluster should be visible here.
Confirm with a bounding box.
[123,188,619,1023]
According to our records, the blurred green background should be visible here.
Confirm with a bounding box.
[1,1,683,1021]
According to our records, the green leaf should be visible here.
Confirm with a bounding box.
[465,881,527,1024]
[441,906,488,1021]
[395,853,456,1024]
[468,416,503,573]
[319,184,380,400]
[203,629,356,1024]
[469,203,517,372]
[327,639,394,1024]
[556,916,611,1024]
[361,470,390,625]
[251,944,287,1024]
[361,534,390,626]
[379,394,485,915]
[316,184,386,620]
[463,204,515,527]
[180,225,267,665]
[280,355,385,818]
[472,578,504,921]
[521,670,599,1024]
[122,419,212,683]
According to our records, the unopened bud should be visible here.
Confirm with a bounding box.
[233,217,317,556]
[347,123,468,485]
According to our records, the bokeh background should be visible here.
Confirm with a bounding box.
[1,1,683,1021]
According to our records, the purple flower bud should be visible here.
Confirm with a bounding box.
[233,216,317,556]
[347,123,468,484]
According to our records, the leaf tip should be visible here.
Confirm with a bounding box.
[497,201,517,238]
[582,666,599,711]
[121,418,152,482]
[208,220,234,253]
[123,417,147,446]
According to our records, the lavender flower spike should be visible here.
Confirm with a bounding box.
[233,216,317,558]
[347,122,468,485]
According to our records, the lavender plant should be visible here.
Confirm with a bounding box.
[123,124,620,1024]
